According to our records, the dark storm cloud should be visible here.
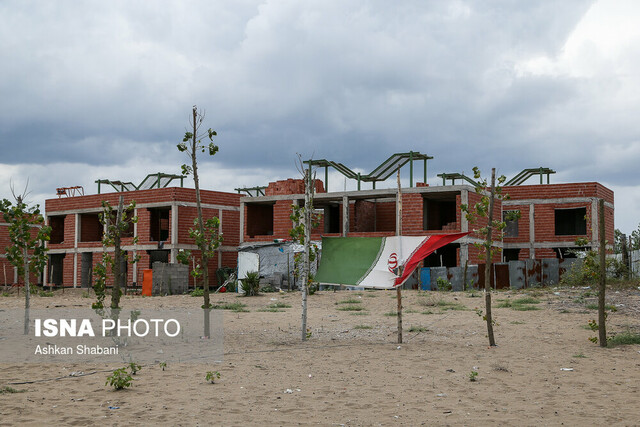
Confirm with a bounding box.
[4,0,640,231]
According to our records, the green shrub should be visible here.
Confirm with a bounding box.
[513,297,540,305]
[106,368,133,390]
[336,298,361,304]
[436,277,452,291]
[337,305,365,312]
[608,331,640,347]
[240,271,260,296]
[0,386,26,394]
[213,302,248,312]
[190,287,204,297]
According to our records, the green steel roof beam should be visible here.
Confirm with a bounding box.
[436,173,480,187]
[505,168,556,186]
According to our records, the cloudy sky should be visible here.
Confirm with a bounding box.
[1,0,640,233]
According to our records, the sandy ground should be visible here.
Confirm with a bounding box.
[1,286,640,426]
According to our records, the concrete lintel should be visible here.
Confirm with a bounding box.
[46,200,239,216]
[503,197,613,209]
[504,241,609,249]
[241,185,471,204]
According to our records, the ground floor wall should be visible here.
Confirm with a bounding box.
[45,246,238,290]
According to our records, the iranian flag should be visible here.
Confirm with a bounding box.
[315,232,468,289]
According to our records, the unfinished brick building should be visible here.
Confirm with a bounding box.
[240,163,614,269]
[43,181,241,288]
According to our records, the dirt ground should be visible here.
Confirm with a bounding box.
[1,286,640,426]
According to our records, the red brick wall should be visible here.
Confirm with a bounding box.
[465,191,502,240]
[532,202,591,243]
[46,187,241,213]
[222,210,240,247]
[467,244,502,265]
[354,201,376,232]
[401,193,424,235]
[504,182,613,204]
[265,179,325,196]
[375,201,396,232]
[273,200,295,239]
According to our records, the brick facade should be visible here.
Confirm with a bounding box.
[240,179,614,267]
[44,187,241,288]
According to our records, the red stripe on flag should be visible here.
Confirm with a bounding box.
[394,232,470,287]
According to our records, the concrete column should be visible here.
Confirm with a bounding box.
[218,210,223,269]
[170,203,178,263]
[133,208,138,283]
[461,190,469,232]
[75,213,80,247]
[529,203,535,259]
[73,253,78,288]
[74,214,79,287]
[342,196,349,236]
[239,202,245,244]
[591,198,599,249]
[460,243,469,265]
[43,216,48,287]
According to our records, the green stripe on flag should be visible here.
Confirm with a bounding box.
[315,237,384,286]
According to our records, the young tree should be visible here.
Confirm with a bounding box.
[177,105,220,309]
[0,188,51,333]
[461,167,517,347]
[290,158,319,341]
[93,195,139,309]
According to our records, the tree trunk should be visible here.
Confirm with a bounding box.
[484,168,497,347]
[301,168,311,341]
[396,170,403,344]
[598,198,607,347]
[23,247,30,335]
[111,194,124,309]
[193,107,210,309]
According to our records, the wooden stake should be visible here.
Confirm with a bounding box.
[396,170,403,344]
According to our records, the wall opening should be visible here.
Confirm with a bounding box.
[246,203,274,237]
[79,213,102,242]
[503,248,520,262]
[149,207,170,241]
[81,252,93,288]
[423,197,457,231]
[48,215,66,244]
[503,210,519,238]
[423,244,459,268]
[49,254,65,286]
[148,249,170,268]
[555,207,586,236]
[555,247,582,259]
[324,204,341,234]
